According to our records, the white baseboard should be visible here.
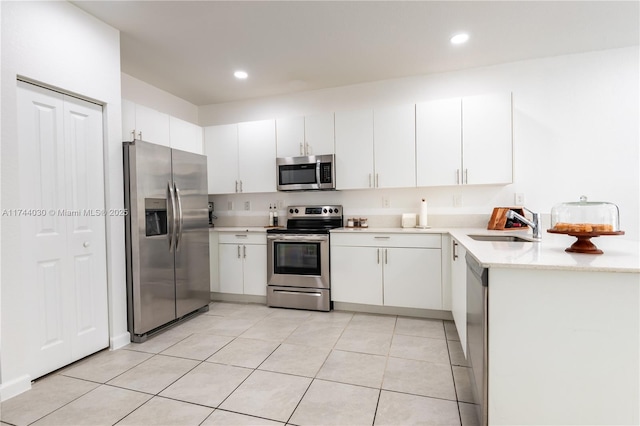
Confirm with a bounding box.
[110,331,131,350]
[0,374,32,402]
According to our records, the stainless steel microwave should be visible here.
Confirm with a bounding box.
[276,154,336,191]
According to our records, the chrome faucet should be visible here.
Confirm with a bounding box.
[506,207,542,240]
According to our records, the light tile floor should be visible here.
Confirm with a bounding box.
[1,302,480,426]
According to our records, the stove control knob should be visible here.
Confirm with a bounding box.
[294,208,299,214]
[289,208,294,214]
[323,208,328,213]
[334,208,339,214]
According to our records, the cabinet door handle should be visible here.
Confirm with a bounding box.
[384,248,388,264]
[239,180,243,192]
[376,173,379,188]
[374,236,390,239]
[300,142,304,156]
[464,169,468,184]
[453,241,459,260]
[131,129,136,140]
[377,248,380,264]
[137,131,142,140]
[235,180,238,193]
[368,173,372,188]
[306,142,311,155]
[237,245,241,258]
[235,234,248,238]
[456,169,460,185]
[243,245,247,258]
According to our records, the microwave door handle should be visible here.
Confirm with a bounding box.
[316,160,321,186]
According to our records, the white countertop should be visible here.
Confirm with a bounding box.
[212,225,639,272]
[332,226,639,273]
[450,228,639,273]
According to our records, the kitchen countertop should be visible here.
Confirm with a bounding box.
[450,228,639,273]
[332,226,639,273]
[212,225,639,272]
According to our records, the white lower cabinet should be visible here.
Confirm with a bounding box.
[383,248,441,309]
[331,233,442,310]
[218,233,267,296]
[450,237,467,355]
[331,246,383,305]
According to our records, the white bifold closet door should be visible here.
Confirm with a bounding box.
[17,81,109,379]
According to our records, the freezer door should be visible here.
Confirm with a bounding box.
[124,141,176,336]
[172,148,211,317]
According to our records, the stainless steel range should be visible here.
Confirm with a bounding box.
[266,205,343,311]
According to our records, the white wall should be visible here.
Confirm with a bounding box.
[0,1,128,399]
[121,72,199,124]
[201,47,640,240]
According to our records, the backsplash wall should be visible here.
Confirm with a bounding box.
[208,185,542,229]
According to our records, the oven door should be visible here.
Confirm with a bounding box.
[267,234,329,289]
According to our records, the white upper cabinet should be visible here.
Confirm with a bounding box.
[129,103,171,147]
[276,113,334,157]
[416,93,513,186]
[276,116,304,157]
[238,119,277,194]
[205,120,276,195]
[304,113,334,155]
[170,116,203,154]
[462,93,513,185]
[122,99,137,141]
[335,108,374,190]
[416,98,462,186]
[336,104,416,190]
[204,124,239,194]
[374,104,416,188]
[122,99,202,154]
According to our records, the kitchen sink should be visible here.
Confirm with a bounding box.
[468,234,534,242]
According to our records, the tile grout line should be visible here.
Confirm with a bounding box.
[445,327,464,426]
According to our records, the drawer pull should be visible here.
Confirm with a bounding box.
[374,236,390,239]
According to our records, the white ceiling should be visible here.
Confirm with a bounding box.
[72,1,639,106]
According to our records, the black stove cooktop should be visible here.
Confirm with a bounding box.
[267,205,343,234]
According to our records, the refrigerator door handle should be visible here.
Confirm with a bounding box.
[167,181,176,251]
[174,182,184,251]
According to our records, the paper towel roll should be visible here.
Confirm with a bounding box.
[419,198,428,227]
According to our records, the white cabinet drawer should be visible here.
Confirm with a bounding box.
[331,232,441,249]
[218,232,266,245]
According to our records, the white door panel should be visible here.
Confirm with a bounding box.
[374,104,416,188]
[335,109,374,190]
[416,98,462,186]
[17,81,108,380]
[243,244,267,296]
[63,95,108,360]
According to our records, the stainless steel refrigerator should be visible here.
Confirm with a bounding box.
[123,140,210,342]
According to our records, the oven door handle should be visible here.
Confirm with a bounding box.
[267,234,328,242]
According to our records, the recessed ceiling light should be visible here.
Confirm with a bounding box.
[450,33,469,45]
[234,70,248,79]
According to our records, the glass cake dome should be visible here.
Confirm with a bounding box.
[548,196,624,254]
[550,196,620,233]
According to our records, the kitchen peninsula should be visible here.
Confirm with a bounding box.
[448,229,638,425]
